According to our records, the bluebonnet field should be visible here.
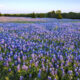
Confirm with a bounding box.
[0,18,80,80]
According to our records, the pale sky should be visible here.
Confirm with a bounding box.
[0,0,80,13]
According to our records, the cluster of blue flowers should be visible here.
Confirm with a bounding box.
[0,19,80,80]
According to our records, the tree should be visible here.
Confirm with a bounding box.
[39,13,45,18]
[47,10,56,18]
[56,10,63,19]
[56,10,61,14]
[0,12,2,16]
[57,14,63,19]
[32,12,36,18]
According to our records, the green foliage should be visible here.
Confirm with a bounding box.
[56,10,63,19]
[56,14,63,19]
[38,13,45,18]
[56,10,61,14]
[2,10,80,19]
[0,12,2,16]
[62,12,80,19]
[47,10,56,18]
[31,12,36,18]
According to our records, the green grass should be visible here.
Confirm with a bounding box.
[0,21,36,23]
[12,21,37,23]
[71,21,80,23]
[0,21,46,23]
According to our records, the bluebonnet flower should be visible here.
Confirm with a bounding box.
[14,55,17,60]
[75,72,79,76]
[38,72,41,78]
[20,76,24,80]
[0,18,80,79]
[48,76,52,80]
[14,61,18,66]
[29,74,32,78]
[0,56,3,61]
[17,64,20,71]
[22,64,28,71]
[8,57,11,62]
[8,68,11,72]
[17,56,21,64]
[68,70,73,75]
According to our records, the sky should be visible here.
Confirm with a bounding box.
[0,0,80,13]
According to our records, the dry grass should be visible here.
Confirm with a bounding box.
[0,17,45,22]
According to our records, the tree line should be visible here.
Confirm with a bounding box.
[0,10,80,19]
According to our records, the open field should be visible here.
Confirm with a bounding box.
[0,17,45,23]
[0,17,80,80]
